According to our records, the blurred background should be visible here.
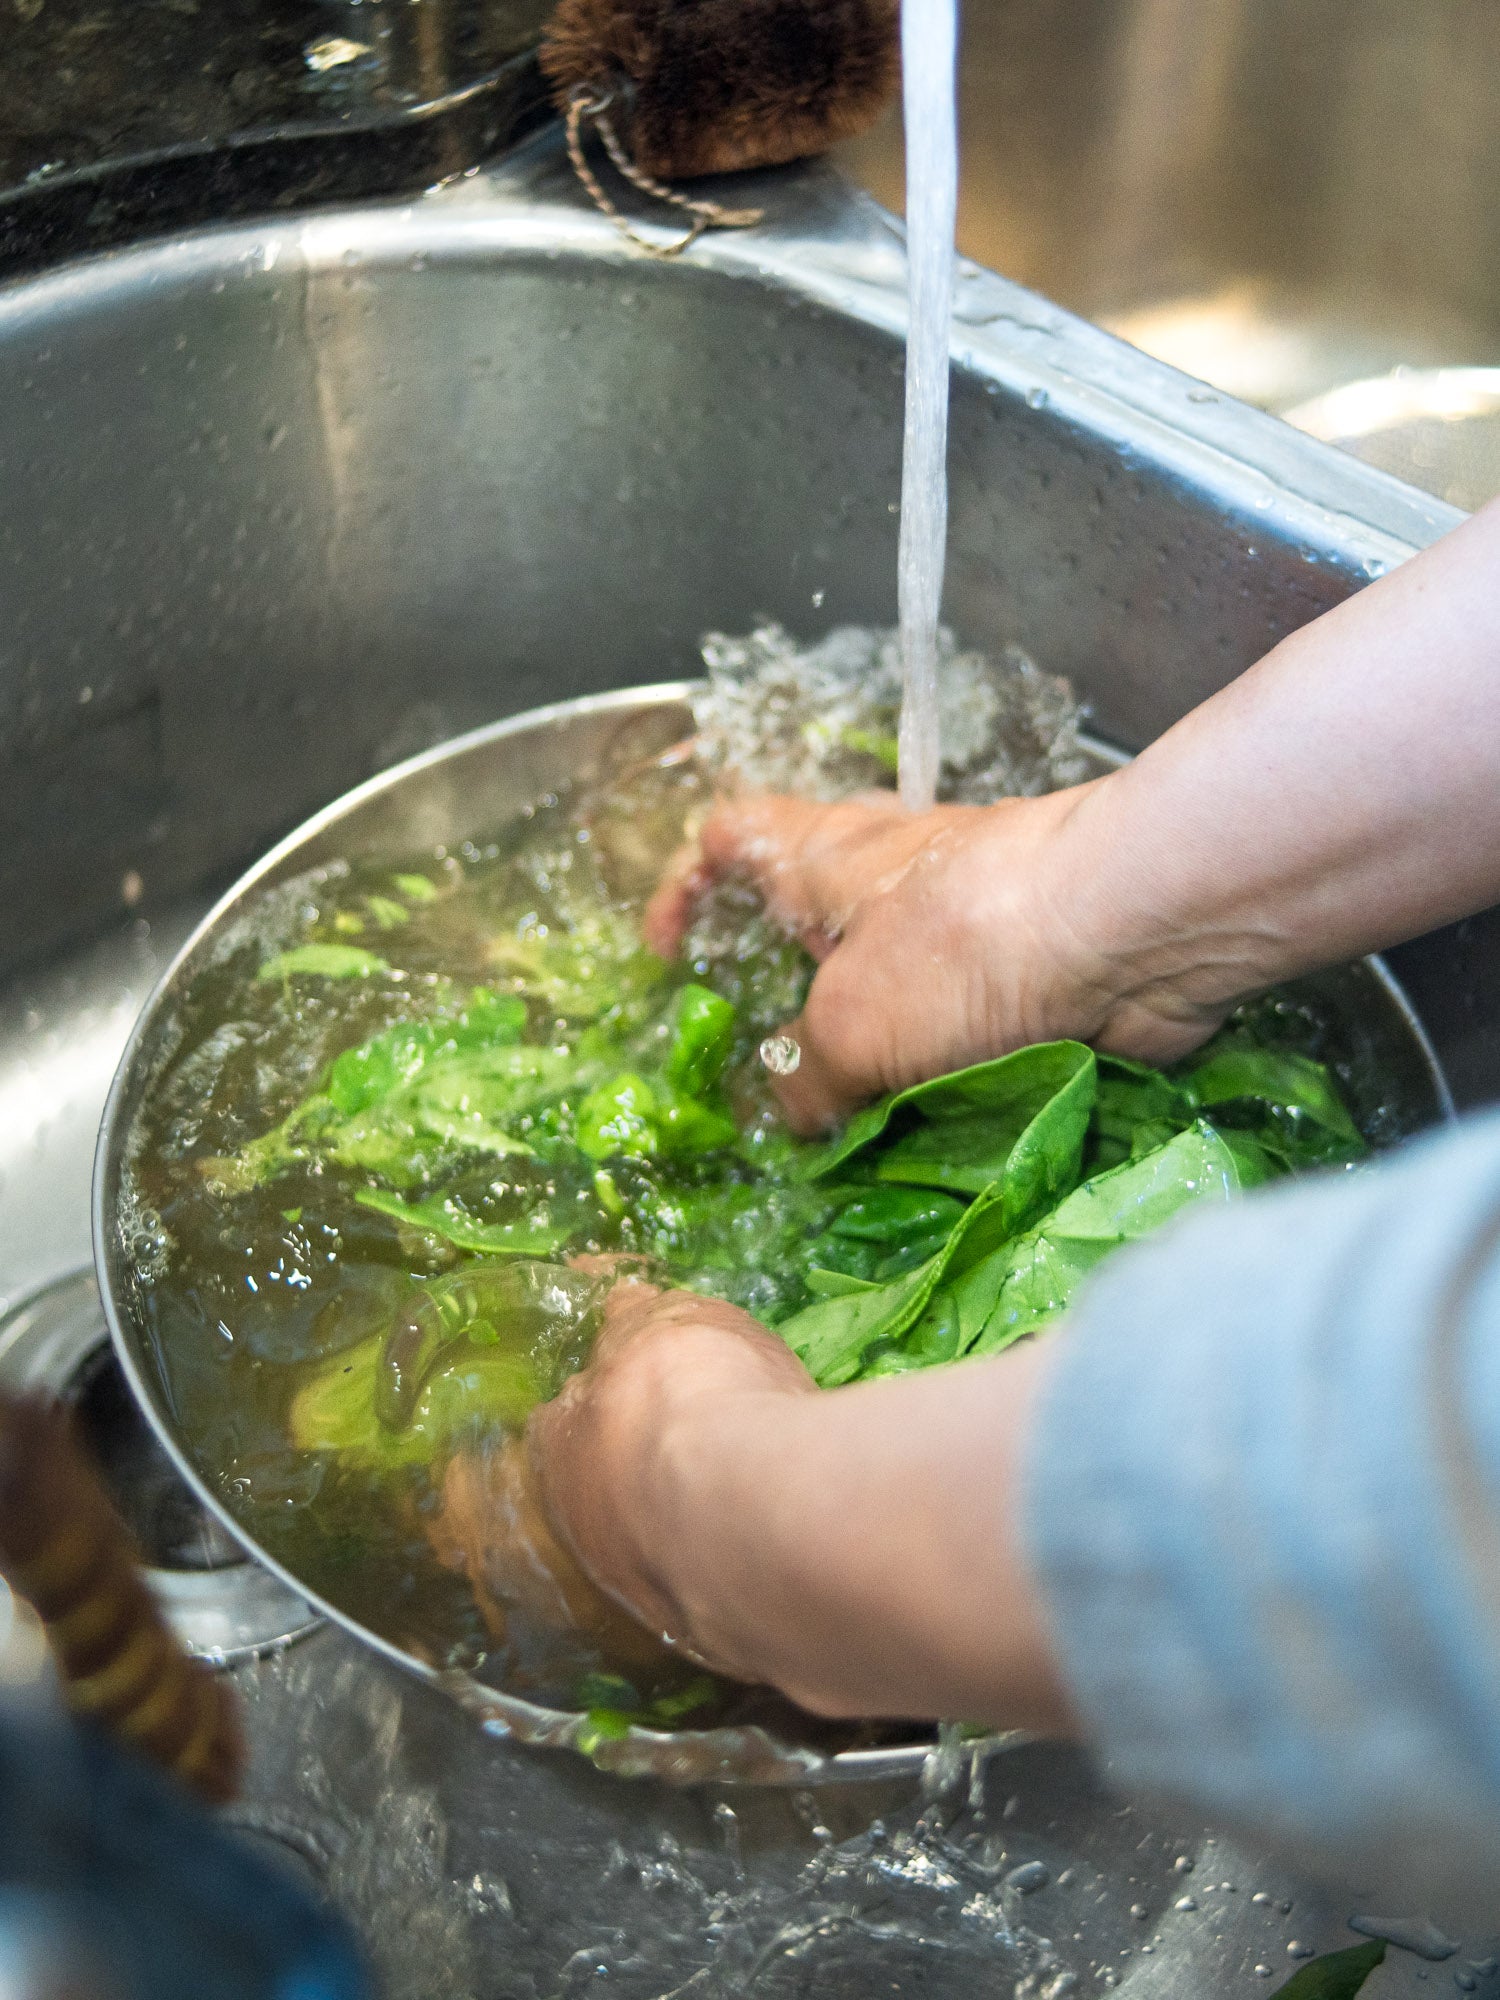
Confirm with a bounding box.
[7,0,1498,508]
[835,0,1500,509]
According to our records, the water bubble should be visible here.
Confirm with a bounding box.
[760,1035,801,1076]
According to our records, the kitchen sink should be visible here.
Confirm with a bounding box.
[0,124,1495,1995]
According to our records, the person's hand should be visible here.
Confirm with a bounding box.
[643,786,1231,1132]
[525,1279,1071,1729]
[526,1280,817,1677]
[429,1409,675,1678]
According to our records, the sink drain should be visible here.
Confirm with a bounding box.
[0,1271,319,1663]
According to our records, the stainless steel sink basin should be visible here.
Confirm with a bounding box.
[837,0,1500,507]
[1,126,1496,1993]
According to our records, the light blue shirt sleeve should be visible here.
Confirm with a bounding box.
[1024,1108,1500,1915]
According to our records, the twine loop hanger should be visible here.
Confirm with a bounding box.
[563,84,764,258]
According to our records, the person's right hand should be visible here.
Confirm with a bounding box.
[644,785,1235,1133]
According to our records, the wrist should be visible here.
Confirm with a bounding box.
[643,1376,815,1678]
[1023,769,1272,1061]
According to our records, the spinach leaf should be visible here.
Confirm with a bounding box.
[1268,1940,1385,1998]
[575,1071,738,1163]
[1088,1053,1196,1169]
[354,1188,567,1257]
[778,1179,1022,1386]
[257,943,390,981]
[823,1186,968,1245]
[1181,1031,1365,1167]
[288,1334,541,1468]
[803,1268,880,1299]
[960,1121,1267,1358]
[325,991,526,1116]
[805,1041,1095,1194]
[662,984,738,1096]
[801,1040,1097,1257]
[392,872,439,903]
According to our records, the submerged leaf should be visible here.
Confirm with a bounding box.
[354,1188,566,1257]
[257,943,390,981]
[288,1333,540,1468]
[1268,1940,1385,1998]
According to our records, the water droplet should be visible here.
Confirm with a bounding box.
[1288,1942,1315,1960]
[1005,1861,1051,1895]
[760,1035,801,1076]
[1174,1896,1197,1912]
[1026,386,1049,410]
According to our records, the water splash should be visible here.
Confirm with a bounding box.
[897,0,959,813]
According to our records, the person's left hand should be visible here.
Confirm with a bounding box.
[525,1280,817,1675]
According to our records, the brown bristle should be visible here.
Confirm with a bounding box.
[541,0,900,179]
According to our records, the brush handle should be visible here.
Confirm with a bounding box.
[0,1394,244,1805]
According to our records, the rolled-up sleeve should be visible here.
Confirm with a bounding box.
[1024,1109,1500,1911]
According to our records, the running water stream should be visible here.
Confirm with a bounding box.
[896,0,959,812]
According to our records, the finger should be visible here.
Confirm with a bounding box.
[641,841,712,957]
[588,1278,666,1364]
[763,1006,861,1135]
[698,795,853,939]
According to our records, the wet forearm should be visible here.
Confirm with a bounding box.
[649,1341,1075,1732]
[1057,498,1500,1032]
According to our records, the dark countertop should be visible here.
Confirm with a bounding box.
[1,0,555,275]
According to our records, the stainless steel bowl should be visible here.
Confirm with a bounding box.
[94,680,1451,1783]
[96,682,987,1785]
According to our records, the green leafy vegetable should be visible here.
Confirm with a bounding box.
[365,895,410,930]
[807,1041,1097,1223]
[960,1121,1264,1359]
[257,943,390,981]
[575,1070,738,1163]
[354,1188,566,1257]
[662,984,738,1097]
[1268,1940,1385,1998]
[778,1178,1020,1386]
[392,873,439,903]
[288,1334,541,1468]
[1182,1030,1366,1169]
